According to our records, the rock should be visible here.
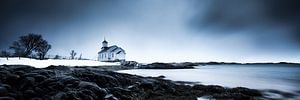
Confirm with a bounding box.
[65,91,81,100]
[44,65,70,72]
[171,62,199,68]
[139,79,159,90]
[13,71,25,76]
[1,84,11,90]
[78,81,107,98]
[77,89,96,100]
[72,70,119,88]
[139,62,195,69]
[20,77,35,90]
[32,75,47,82]
[51,92,66,100]
[231,87,262,96]
[193,85,225,93]
[24,89,36,97]
[0,86,8,96]
[157,75,166,78]
[104,94,119,100]
[0,65,263,100]
[0,97,15,100]
[121,61,138,67]
[109,87,135,100]
[30,97,43,100]
[5,74,20,86]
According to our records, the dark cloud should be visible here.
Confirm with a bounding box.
[0,0,132,49]
[0,0,87,48]
[191,0,300,42]
[0,0,299,62]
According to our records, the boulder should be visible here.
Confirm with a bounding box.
[0,85,8,96]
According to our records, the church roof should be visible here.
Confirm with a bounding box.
[102,40,108,43]
[98,45,125,54]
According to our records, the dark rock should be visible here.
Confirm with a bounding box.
[104,94,119,100]
[51,92,66,100]
[65,91,81,100]
[0,86,8,96]
[44,65,70,72]
[121,61,138,67]
[0,65,263,100]
[5,74,20,86]
[78,81,107,97]
[72,70,119,88]
[20,77,35,90]
[32,75,47,82]
[139,79,159,90]
[24,89,36,97]
[193,85,225,93]
[139,62,195,69]
[157,75,166,78]
[231,87,262,96]
[0,97,15,100]
[30,97,43,100]
[1,84,11,90]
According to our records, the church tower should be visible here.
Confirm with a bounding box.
[102,38,108,49]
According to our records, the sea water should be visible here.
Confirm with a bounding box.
[118,64,300,99]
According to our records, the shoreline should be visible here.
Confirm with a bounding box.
[0,65,263,100]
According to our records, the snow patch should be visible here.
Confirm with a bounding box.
[0,57,119,68]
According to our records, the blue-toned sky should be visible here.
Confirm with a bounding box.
[0,0,300,63]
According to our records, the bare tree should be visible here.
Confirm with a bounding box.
[35,40,51,60]
[10,34,47,57]
[10,41,25,59]
[70,50,77,59]
[79,53,82,60]
[0,50,10,60]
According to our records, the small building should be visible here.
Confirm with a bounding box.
[98,39,126,62]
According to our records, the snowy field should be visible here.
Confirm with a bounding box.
[0,57,120,68]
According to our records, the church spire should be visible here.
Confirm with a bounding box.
[102,37,108,48]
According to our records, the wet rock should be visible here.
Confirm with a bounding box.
[30,97,43,100]
[78,81,107,97]
[5,74,20,86]
[121,61,138,67]
[72,70,119,88]
[0,65,263,100]
[231,87,262,96]
[0,97,15,100]
[139,79,157,90]
[20,77,35,90]
[45,65,70,72]
[104,94,119,100]
[51,92,66,100]
[193,85,225,93]
[0,86,8,96]
[157,75,166,78]
[24,89,36,97]
[139,62,195,69]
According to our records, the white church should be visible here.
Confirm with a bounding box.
[98,39,126,62]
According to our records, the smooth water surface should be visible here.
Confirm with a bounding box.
[118,64,300,99]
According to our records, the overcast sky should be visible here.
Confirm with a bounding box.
[0,0,300,63]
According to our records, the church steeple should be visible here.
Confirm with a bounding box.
[102,37,108,48]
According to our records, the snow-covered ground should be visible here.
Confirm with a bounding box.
[0,57,120,68]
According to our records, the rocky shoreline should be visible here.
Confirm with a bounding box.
[0,65,263,100]
[137,62,196,69]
